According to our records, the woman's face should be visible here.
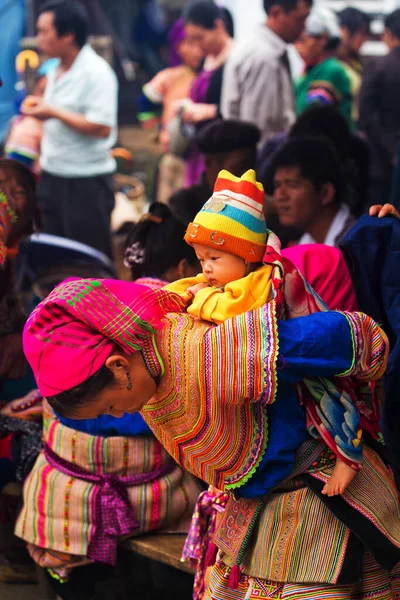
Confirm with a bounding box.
[185,22,220,56]
[0,167,35,243]
[68,352,157,420]
[295,33,327,64]
[178,37,204,70]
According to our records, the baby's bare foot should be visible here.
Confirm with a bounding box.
[321,459,357,497]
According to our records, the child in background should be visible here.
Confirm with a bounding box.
[5,60,57,171]
[166,169,363,496]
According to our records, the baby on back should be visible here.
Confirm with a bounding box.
[167,169,361,497]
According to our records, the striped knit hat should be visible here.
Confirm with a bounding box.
[184,169,267,262]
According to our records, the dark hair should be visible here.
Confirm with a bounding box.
[385,9,400,39]
[290,105,351,159]
[196,119,260,154]
[339,7,370,35]
[39,0,89,49]
[183,1,234,37]
[47,364,113,418]
[124,202,198,280]
[168,184,209,226]
[263,0,311,15]
[265,137,344,203]
[325,37,341,52]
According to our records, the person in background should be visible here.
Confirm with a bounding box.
[259,105,369,246]
[21,0,118,258]
[124,202,200,285]
[359,10,400,207]
[180,1,234,126]
[295,6,353,128]
[0,159,39,395]
[179,0,234,186]
[338,7,370,121]
[138,19,203,152]
[138,18,204,205]
[266,136,356,246]
[168,184,209,226]
[221,0,311,146]
[196,119,260,191]
[4,60,57,171]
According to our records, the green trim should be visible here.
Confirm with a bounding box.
[337,312,356,376]
[236,497,264,565]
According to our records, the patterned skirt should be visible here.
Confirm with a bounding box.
[204,552,400,600]
[15,401,202,579]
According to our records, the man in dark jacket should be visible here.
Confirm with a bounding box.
[359,10,400,206]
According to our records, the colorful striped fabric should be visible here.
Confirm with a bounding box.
[214,445,400,584]
[141,301,279,492]
[204,551,400,600]
[15,401,201,575]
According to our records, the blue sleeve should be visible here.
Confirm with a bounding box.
[277,312,353,382]
[57,412,152,437]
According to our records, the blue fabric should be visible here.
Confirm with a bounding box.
[58,412,152,437]
[239,311,354,497]
[0,0,25,143]
[342,214,400,484]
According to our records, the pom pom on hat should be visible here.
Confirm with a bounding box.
[184,169,267,263]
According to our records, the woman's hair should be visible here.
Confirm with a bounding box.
[338,7,370,35]
[47,364,114,419]
[124,202,197,280]
[183,1,234,37]
[289,105,350,159]
[168,184,208,226]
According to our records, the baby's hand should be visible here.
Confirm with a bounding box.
[187,283,209,298]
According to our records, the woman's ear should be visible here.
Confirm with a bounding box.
[177,258,189,279]
[105,354,130,382]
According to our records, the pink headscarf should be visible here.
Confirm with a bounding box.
[282,244,358,312]
[23,279,185,397]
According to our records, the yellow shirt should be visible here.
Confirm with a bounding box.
[165,265,273,325]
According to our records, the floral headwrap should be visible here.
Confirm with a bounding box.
[23,279,185,397]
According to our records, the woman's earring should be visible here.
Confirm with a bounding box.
[126,371,132,390]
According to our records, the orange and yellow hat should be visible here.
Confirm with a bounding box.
[184,169,267,262]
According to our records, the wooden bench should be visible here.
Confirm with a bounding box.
[121,534,195,575]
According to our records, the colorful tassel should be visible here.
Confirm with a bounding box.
[228,565,241,589]
[205,541,218,567]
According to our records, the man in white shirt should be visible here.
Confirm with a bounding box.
[22,1,118,258]
[221,0,312,146]
[267,137,356,247]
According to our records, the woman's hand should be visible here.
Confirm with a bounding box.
[369,204,400,219]
[181,102,218,124]
[187,282,209,298]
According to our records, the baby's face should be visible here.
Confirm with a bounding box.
[192,243,247,289]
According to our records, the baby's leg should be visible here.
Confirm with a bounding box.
[321,458,357,496]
